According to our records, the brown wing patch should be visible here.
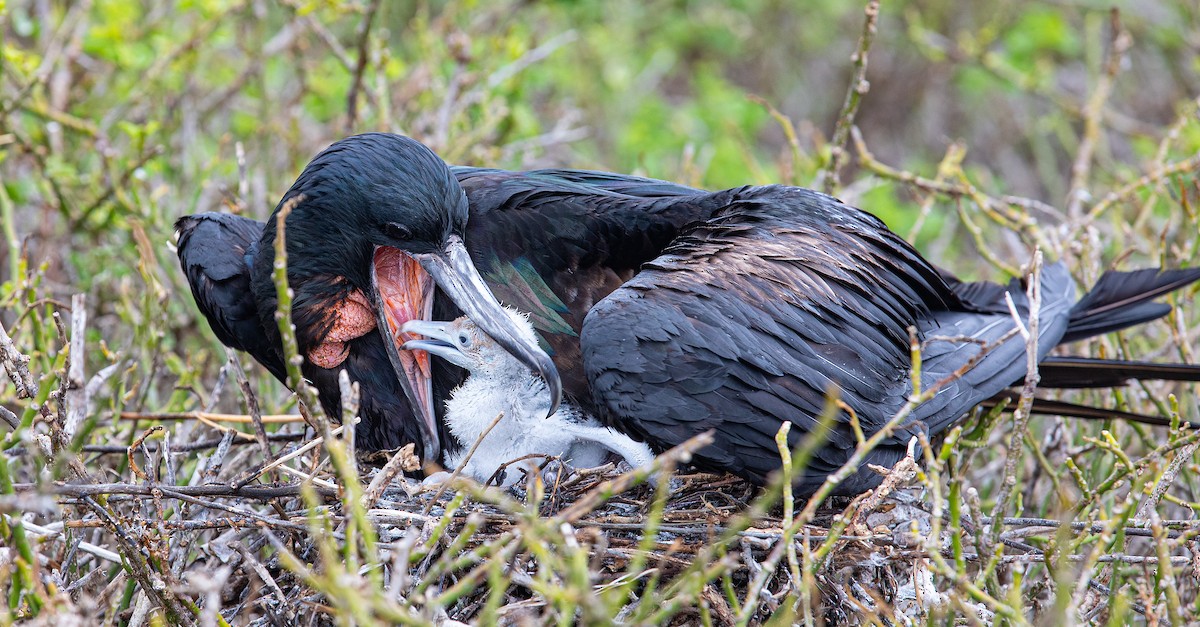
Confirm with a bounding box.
[547,265,637,400]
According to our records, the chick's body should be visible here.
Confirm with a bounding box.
[404,311,653,486]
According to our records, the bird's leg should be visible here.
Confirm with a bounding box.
[559,423,656,475]
[307,289,376,368]
[539,457,580,486]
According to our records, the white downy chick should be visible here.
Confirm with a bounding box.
[402,308,655,486]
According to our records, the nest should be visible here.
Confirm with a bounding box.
[5,417,974,626]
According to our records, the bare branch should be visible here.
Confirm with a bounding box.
[818,0,881,195]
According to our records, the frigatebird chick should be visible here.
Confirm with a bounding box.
[401,309,654,487]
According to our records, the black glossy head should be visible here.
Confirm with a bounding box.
[252,133,561,461]
[259,133,469,289]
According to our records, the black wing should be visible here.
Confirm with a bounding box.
[452,166,706,198]
[450,167,726,403]
[175,213,287,380]
[581,186,1076,495]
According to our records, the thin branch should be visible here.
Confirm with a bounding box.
[0,405,18,430]
[16,517,121,563]
[227,348,273,457]
[0,317,40,400]
[119,411,303,423]
[1087,151,1200,220]
[361,443,420,509]
[421,411,508,514]
[818,0,881,195]
[555,431,715,525]
[345,0,383,132]
[1065,8,1130,221]
[81,431,304,454]
[987,251,1041,548]
[63,293,86,440]
[851,126,1065,222]
[230,424,347,489]
[13,481,338,500]
[271,193,327,431]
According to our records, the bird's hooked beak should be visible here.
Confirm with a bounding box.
[370,236,561,463]
[398,320,472,370]
[414,236,561,411]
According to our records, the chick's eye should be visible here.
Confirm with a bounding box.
[458,333,470,346]
[384,223,412,241]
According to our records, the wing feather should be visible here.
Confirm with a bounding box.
[582,186,1076,494]
[175,213,286,380]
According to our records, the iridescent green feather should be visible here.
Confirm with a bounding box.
[482,254,577,344]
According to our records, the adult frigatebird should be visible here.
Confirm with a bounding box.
[177,132,1200,495]
[177,134,715,458]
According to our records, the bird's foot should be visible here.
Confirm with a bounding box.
[539,459,573,486]
[420,470,454,489]
[611,459,671,489]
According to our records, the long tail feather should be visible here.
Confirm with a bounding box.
[984,393,1196,429]
[1037,356,1200,388]
[1063,267,1200,343]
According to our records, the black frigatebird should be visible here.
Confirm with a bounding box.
[178,133,717,457]
[177,132,1200,495]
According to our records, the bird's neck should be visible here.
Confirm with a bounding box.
[445,368,552,441]
[250,207,376,351]
[254,201,376,291]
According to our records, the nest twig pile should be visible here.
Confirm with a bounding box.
[8,400,1200,626]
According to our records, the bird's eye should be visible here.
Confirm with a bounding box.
[384,223,412,241]
[458,333,470,346]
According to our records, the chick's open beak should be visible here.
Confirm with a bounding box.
[401,320,473,370]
